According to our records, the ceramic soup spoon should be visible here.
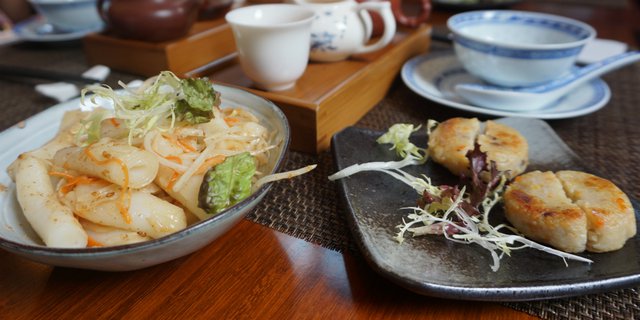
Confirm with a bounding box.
[454,50,640,111]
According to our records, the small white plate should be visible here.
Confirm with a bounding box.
[401,52,611,119]
[13,16,103,42]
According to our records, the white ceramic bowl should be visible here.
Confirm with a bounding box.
[0,85,289,271]
[28,0,103,32]
[447,10,596,87]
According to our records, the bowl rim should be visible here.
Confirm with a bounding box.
[28,0,96,4]
[0,84,291,258]
[447,10,596,50]
[225,4,315,29]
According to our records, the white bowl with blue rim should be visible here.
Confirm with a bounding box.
[447,10,596,87]
[28,0,103,32]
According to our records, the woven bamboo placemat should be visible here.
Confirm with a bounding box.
[1,41,639,319]
[246,62,640,319]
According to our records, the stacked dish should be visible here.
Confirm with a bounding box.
[15,0,104,42]
[402,10,638,119]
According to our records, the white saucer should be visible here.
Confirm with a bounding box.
[401,52,611,119]
[13,16,103,42]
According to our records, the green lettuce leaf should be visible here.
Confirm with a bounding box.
[175,77,219,124]
[198,152,256,214]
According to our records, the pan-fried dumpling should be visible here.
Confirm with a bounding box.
[428,118,528,179]
[504,170,636,253]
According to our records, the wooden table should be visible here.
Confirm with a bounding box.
[1,220,531,319]
[1,1,638,319]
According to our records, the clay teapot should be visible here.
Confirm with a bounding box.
[97,0,202,42]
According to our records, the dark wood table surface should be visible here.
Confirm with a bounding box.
[1,1,639,319]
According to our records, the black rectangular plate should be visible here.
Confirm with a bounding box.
[331,117,640,301]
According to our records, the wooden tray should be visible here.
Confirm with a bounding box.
[85,22,431,153]
[202,25,431,153]
[84,19,236,77]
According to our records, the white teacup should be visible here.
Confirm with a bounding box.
[226,4,315,91]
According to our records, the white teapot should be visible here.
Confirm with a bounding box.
[291,0,396,62]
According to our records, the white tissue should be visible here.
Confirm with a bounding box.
[126,80,145,88]
[35,82,79,103]
[33,65,112,102]
[83,65,110,81]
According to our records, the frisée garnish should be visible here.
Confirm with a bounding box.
[376,123,427,161]
[329,121,592,272]
[79,71,219,145]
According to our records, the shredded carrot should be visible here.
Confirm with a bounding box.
[224,117,239,126]
[116,190,132,224]
[196,155,226,174]
[50,171,97,194]
[84,144,132,224]
[109,118,120,127]
[87,235,104,247]
[84,145,111,165]
[166,169,180,191]
[165,155,183,164]
[49,171,75,180]
[177,138,196,152]
[60,175,98,194]
[161,133,196,153]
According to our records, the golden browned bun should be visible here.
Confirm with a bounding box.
[504,171,587,253]
[504,170,636,253]
[556,170,636,252]
[477,121,528,179]
[427,118,528,179]
[428,117,480,177]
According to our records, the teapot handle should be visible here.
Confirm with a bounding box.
[96,0,110,24]
[353,2,396,55]
[390,0,431,28]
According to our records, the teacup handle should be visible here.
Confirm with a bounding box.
[353,1,396,55]
[96,0,110,24]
